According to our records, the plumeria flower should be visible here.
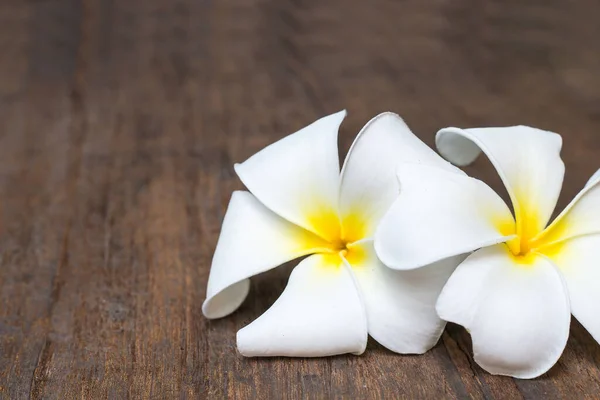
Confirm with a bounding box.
[375,125,600,378]
[202,111,465,357]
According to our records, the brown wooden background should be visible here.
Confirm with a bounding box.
[1,0,599,398]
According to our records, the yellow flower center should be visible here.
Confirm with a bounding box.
[495,206,565,265]
[303,206,369,267]
[506,232,535,259]
[330,238,350,254]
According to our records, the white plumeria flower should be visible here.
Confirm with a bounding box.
[202,111,465,357]
[375,125,600,379]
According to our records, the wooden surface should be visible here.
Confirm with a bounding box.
[1,0,599,398]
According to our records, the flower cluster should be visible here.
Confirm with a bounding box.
[203,111,600,379]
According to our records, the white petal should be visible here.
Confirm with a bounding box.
[338,113,460,240]
[202,191,330,319]
[436,126,565,241]
[237,254,367,357]
[543,235,600,344]
[536,174,600,245]
[586,168,600,188]
[235,111,345,241]
[437,245,571,379]
[375,164,515,270]
[348,241,466,354]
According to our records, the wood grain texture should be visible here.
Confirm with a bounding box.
[0,0,599,398]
